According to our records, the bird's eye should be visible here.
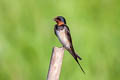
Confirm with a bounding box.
[56,18,61,21]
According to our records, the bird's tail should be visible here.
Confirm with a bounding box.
[75,53,82,60]
[68,49,85,74]
[74,54,85,74]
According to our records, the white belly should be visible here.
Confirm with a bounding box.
[56,29,70,48]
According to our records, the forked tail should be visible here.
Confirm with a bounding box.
[67,48,85,73]
[75,56,85,74]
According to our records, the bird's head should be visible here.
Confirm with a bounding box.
[54,16,66,26]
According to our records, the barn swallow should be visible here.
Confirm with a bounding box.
[54,16,85,73]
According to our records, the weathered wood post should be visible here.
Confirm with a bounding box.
[47,47,64,80]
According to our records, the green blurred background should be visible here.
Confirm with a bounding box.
[0,0,120,80]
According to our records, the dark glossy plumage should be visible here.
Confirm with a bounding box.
[54,16,85,73]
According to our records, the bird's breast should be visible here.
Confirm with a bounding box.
[56,29,70,48]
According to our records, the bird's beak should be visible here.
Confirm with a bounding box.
[54,18,57,21]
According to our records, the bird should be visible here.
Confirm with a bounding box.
[54,16,85,73]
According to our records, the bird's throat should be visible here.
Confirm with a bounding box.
[57,21,64,26]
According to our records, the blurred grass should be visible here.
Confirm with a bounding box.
[0,0,120,80]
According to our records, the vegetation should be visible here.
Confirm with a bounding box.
[0,0,120,80]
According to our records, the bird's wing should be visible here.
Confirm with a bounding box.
[64,25,73,48]
[64,26,85,73]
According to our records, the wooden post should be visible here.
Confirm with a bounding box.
[47,47,64,80]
